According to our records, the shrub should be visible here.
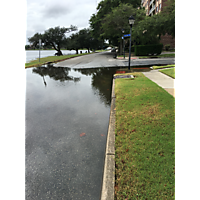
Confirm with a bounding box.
[131,45,135,52]
[165,44,171,51]
[135,44,163,56]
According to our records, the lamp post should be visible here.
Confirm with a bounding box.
[128,16,135,70]
[122,29,125,59]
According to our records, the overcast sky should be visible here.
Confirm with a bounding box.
[26,0,102,44]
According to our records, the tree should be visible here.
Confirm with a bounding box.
[28,33,42,49]
[67,28,102,54]
[67,33,80,54]
[89,0,141,41]
[131,0,175,45]
[101,3,146,42]
[28,25,77,56]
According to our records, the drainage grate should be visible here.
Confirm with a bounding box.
[113,75,134,79]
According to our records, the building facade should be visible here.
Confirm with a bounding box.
[141,0,169,16]
[141,0,175,49]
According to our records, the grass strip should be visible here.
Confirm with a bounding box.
[115,72,175,199]
[25,53,89,68]
[152,64,175,70]
[159,68,175,79]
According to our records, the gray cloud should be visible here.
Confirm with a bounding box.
[26,0,102,43]
[43,3,71,19]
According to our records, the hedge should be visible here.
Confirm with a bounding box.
[135,44,163,56]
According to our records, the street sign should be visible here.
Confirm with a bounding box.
[124,34,130,37]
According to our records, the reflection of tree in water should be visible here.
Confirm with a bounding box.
[33,66,117,106]
[75,68,117,106]
[32,65,81,85]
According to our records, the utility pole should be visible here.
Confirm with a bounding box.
[39,39,41,62]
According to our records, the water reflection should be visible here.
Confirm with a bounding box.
[32,66,117,106]
[32,65,81,85]
[75,68,116,106]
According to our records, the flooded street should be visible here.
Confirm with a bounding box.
[25,65,119,199]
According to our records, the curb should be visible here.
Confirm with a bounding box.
[101,79,116,200]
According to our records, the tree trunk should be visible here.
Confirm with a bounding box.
[57,49,63,56]
[87,48,90,53]
[76,49,79,54]
[51,42,63,56]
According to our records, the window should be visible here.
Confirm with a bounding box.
[156,7,158,12]
[159,3,161,10]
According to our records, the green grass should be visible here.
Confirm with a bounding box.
[25,53,89,68]
[152,64,175,70]
[159,68,175,79]
[115,73,175,199]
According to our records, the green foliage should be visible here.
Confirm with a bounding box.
[67,28,102,53]
[28,26,77,55]
[89,0,175,48]
[132,0,175,45]
[28,33,43,48]
[89,0,141,44]
[101,3,146,44]
[135,44,163,56]
[165,44,171,51]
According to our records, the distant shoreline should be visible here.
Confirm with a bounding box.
[25,49,88,51]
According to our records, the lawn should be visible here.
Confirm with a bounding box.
[114,73,175,199]
[159,68,175,79]
[152,64,175,70]
[25,53,89,68]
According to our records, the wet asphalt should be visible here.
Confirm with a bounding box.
[25,65,119,200]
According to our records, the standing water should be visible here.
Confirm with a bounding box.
[26,65,118,199]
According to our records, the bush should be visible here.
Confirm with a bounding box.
[131,45,135,52]
[165,44,170,51]
[135,44,163,56]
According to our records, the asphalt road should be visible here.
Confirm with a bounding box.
[54,51,175,69]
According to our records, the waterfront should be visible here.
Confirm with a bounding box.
[26,50,88,62]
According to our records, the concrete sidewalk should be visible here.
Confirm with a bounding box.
[143,70,175,97]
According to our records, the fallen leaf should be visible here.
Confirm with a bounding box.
[101,134,105,137]
[126,149,129,152]
[132,129,136,132]
[80,133,86,137]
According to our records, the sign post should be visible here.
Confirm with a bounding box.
[39,39,41,62]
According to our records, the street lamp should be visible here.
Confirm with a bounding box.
[128,15,135,70]
[121,29,125,59]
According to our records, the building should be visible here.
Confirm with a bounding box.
[141,0,169,16]
[141,0,175,49]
